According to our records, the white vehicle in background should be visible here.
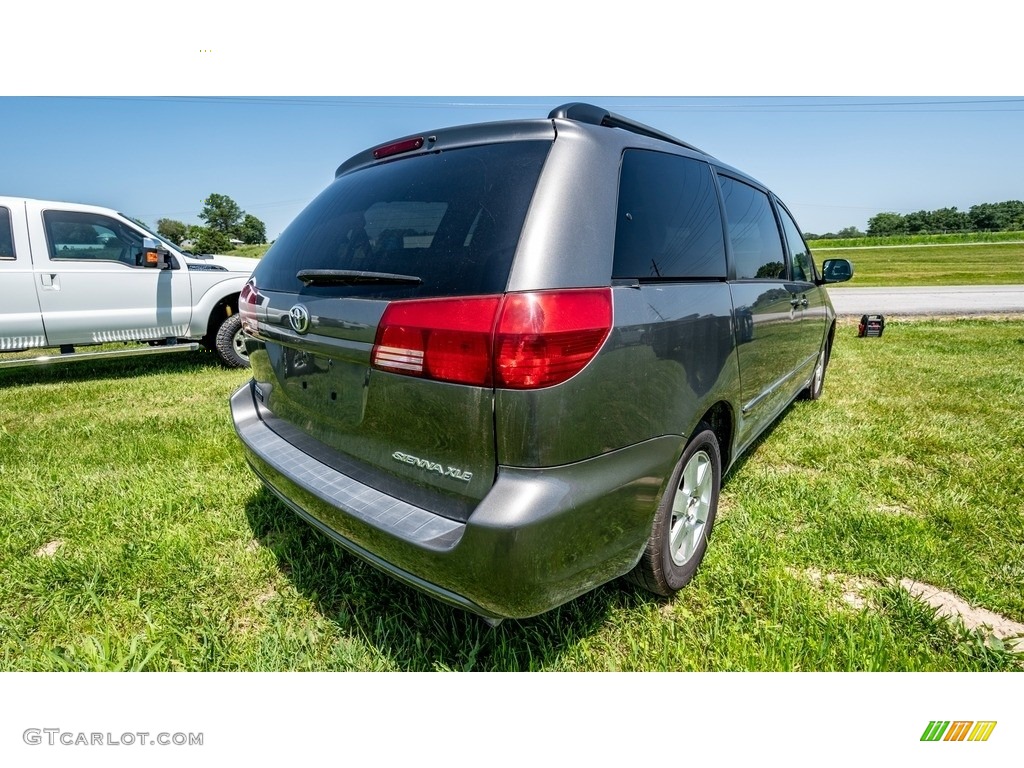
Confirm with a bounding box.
[0,197,256,369]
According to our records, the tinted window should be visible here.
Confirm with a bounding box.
[0,207,13,259]
[777,204,815,283]
[254,141,551,298]
[718,176,786,280]
[613,150,726,279]
[43,210,147,265]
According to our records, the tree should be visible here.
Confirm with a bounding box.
[238,213,267,245]
[1001,200,1024,230]
[929,207,969,233]
[904,210,930,234]
[980,200,1024,231]
[866,212,906,237]
[200,193,244,235]
[836,226,865,238]
[968,203,999,231]
[191,226,231,254]
[157,218,188,244]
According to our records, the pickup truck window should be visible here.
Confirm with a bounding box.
[43,210,146,266]
[718,175,787,280]
[0,207,13,259]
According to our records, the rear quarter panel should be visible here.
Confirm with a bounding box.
[496,283,741,468]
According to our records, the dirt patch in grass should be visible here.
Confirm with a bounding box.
[787,567,876,611]
[873,503,918,517]
[789,569,1024,652]
[898,578,1024,652]
[33,540,63,557]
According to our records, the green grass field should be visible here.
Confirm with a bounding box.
[811,230,1024,249]
[225,244,268,260]
[814,241,1024,287]
[1,320,1022,671]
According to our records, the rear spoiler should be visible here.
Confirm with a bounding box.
[548,102,710,156]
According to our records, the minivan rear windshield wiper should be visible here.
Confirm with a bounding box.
[296,269,423,286]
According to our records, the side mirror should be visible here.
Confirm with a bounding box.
[820,258,854,284]
[141,237,169,269]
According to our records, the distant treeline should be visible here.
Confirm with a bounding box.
[805,200,1024,240]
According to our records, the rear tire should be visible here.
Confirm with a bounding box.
[801,339,829,401]
[213,313,249,368]
[628,426,722,596]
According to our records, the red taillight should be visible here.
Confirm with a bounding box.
[239,278,261,334]
[495,290,612,389]
[373,296,501,386]
[371,289,612,389]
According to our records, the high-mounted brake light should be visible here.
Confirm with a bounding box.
[372,289,612,389]
[373,137,425,160]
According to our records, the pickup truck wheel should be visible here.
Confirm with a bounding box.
[627,426,721,597]
[214,313,249,368]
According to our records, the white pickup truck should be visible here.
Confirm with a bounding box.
[0,197,256,369]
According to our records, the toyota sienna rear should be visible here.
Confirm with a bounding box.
[231,103,853,620]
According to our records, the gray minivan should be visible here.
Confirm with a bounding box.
[231,103,853,621]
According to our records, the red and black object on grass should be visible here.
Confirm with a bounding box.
[858,314,885,338]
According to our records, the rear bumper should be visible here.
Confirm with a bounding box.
[231,380,680,619]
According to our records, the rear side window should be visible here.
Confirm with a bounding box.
[613,150,726,279]
[718,175,786,280]
[777,204,815,283]
[255,141,551,298]
[0,207,14,259]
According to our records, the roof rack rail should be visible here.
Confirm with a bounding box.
[548,102,708,155]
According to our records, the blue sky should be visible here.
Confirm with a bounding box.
[4,5,1020,241]
[2,96,1022,240]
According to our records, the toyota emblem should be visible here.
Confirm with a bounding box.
[288,304,311,334]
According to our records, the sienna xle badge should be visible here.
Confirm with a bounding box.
[231,103,853,621]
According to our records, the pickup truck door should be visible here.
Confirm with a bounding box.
[26,204,193,346]
[0,202,47,351]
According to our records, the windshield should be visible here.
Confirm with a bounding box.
[121,214,188,257]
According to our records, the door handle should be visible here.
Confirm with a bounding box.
[40,273,60,290]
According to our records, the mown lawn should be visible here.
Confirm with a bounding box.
[1,320,1022,671]
[813,241,1024,286]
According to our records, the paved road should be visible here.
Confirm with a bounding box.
[826,285,1024,316]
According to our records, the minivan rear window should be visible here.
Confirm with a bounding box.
[254,141,552,298]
